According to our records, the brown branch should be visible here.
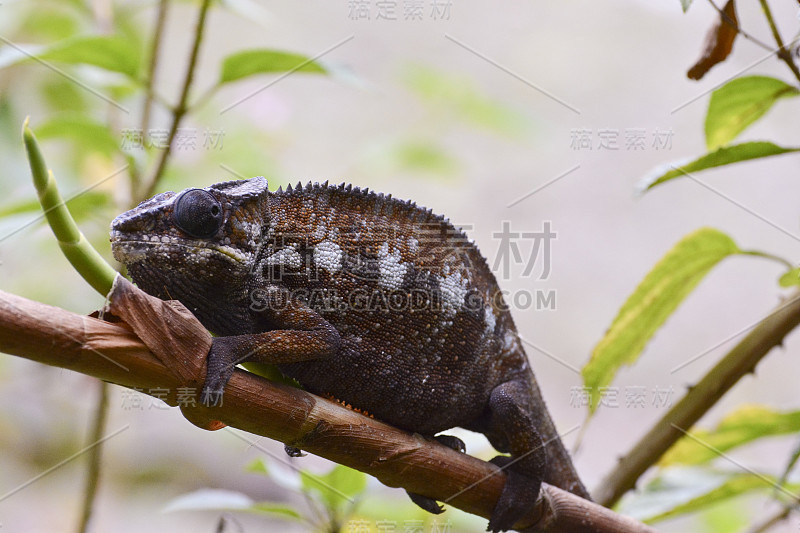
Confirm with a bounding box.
[0,285,657,533]
[596,291,800,507]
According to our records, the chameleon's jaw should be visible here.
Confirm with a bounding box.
[111,232,169,264]
[110,232,250,266]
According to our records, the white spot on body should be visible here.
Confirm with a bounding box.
[265,248,302,268]
[484,306,497,335]
[314,240,343,273]
[377,242,407,290]
[439,271,468,316]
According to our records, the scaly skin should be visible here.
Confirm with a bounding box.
[110,177,589,531]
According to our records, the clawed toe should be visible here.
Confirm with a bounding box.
[486,469,541,532]
[406,491,445,514]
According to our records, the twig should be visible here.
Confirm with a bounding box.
[595,291,800,507]
[704,0,773,52]
[75,382,109,533]
[133,0,171,199]
[138,0,212,201]
[747,505,796,533]
[0,286,658,533]
[758,0,800,84]
[139,0,170,140]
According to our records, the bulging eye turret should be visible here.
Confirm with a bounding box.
[173,189,223,239]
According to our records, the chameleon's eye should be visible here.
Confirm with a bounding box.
[173,189,223,239]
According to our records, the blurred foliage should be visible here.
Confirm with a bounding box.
[3,0,800,531]
[0,0,518,531]
[586,0,800,528]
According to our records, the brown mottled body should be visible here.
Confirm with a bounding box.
[111,178,588,531]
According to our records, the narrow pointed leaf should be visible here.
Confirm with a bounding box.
[631,470,800,524]
[0,35,141,78]
[660,405,800,466]
[583,228,740,411]
[300,464,367,513]
[36,114,121,158]
[162,489,302,520]
[637,142,800,193]
[219,49,327,85]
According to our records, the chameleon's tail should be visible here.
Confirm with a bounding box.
[527,374,592,500]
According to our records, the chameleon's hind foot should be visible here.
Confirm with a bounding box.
[486,456,541,533]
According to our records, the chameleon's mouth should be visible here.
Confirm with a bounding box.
[110,233,247,264]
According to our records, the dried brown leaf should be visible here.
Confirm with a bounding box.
[106,276,212,387]
[687,0,739,80]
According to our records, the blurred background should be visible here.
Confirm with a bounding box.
[1,0,799,531]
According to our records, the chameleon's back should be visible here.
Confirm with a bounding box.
[259,182,588,500]
[260,182,525,434]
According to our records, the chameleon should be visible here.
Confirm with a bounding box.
[110,177,590,531]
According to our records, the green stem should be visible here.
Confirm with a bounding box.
[758,0,800,84]
[740,249,794,270]
[75,382,110,533]
[22,118,118,295]
[138,0,213,201]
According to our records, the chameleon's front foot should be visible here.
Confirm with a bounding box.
[201,337,240,406]
[405,434,466,516]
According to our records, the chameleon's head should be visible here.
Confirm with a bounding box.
[110,177,269,306]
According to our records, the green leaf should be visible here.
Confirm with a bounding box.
[35,114,120,158]
[625,469,800,524]
[0,197,41,218]
[41,35,141,78]
[246,458,270,475]
[680,0,693,12]
[250,503,303,519]
[41,78,90,114]
[219,49,327,85]
[163,489,255,512]
[162,489,302,520]
[779,268,800,288]
[777,436,800,489]
[20,9,82,41]
[637,142,800,192]
[404,65,527,136]
[300,465,367,513]
[660,405,800,466]
[583,228,740,411]
[392,141,459,176]
[0,35,141,78]
[0,194,99,223]
[705,76,799,150]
